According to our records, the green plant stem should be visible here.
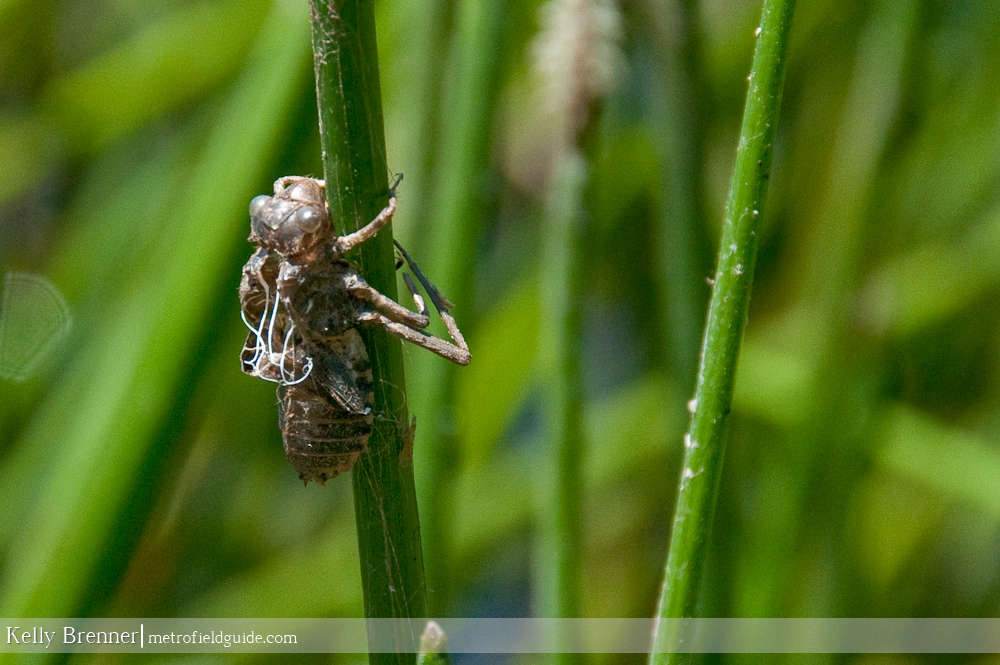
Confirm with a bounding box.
[649,0,796,662]
[308,2,426,661]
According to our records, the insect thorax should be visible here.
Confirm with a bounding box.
[279,257,365,338]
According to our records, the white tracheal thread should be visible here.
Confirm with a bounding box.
[240,274,313,386]
[238,281,268,369]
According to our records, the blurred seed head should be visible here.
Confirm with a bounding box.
[532,0,624,144]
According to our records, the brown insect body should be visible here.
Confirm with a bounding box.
[276,329,373,483]
[239,176,469,484]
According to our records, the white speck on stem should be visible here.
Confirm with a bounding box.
[755,26,762,37]
[752,209,760,216]
[686,398,698,414]
[733,263,744,275]
[682,467,701,481]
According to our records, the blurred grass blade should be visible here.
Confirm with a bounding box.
[877,405,1000,519]
[785,0,917,356]
[381,0,454,240]
[732,0,917,619]
[41,0,268,153]
[0,0,310,619]
[407,0,507,612]
[649,0,796,661]
[454,274,541,465]
[860,203,1000,337]
[0,0,269,205]
[643,0,711,386]
[0,133,196,542]
[536,150,587,628]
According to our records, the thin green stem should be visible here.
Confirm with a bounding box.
[308,2,426,662]
[649,0,796,662]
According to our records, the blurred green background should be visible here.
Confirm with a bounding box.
[2,0,1000,663]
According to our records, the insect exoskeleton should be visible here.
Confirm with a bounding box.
[248,177,332,259]
[239,175,470,485]
[277,330,374,484]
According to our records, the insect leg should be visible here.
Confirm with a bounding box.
[400,273,430,324]
[391,240,470,361]
[392,240,456,310]
[348,275,430,329]
[359,311,470,365]
[332,175,403,253]
[334,196,398,254]
[391,240,469,363]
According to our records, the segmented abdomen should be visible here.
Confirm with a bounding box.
[279,381,373,484]
[277,329,375,484]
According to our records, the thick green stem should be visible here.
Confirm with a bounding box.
[308,1,426,661]
[649,0,796,662]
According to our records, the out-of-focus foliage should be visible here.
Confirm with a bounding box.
[1,0,999,663]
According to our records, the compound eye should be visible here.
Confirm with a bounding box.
[288,205,324,233]
[249,195,271,219]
